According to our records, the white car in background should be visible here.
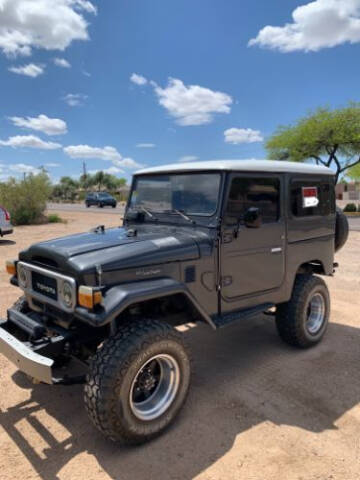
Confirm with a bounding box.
[0,206,13,237]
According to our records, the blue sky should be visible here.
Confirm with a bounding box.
[1,0,360,183]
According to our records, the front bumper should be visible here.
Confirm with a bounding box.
[0,320,54,384]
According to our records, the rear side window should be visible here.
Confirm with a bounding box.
[290,179,335,217]
[225,177,280,225]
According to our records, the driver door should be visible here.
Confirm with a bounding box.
[221,174,285,307]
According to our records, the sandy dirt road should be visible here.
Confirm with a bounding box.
[0,210,359,480]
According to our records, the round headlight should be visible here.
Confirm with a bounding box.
[18,265,29,288]
[61,281,74,308]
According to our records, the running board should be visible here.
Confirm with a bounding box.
[212,303,274,329]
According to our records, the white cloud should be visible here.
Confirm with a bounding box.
[0,0,96,58]
[63,93,87,106]
[44,163,60,168]
[9,63,44,77]
[224,128,264,144]
[136,143,156,148]
[64,145,142,169]
[53,57,71,68]
[153,78,232,126]
[64,145,122,161]
[0,135,61,150]
[249,0,360,53]
[9,114,67,136]
[113,157,142,169]
[179,155,198,162]
[9,163,40,174]
[130,73,148,85]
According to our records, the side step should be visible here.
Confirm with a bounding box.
[212,303,274,329]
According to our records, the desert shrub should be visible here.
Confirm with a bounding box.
[0,172,52,225]
[47,213,64,223]
[343,203,357,212]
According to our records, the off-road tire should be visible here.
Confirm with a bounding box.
[335,207,349,252]
[276,274,330,348]
[84,319,191,444]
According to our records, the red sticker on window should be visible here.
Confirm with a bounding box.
[302,186,319,208]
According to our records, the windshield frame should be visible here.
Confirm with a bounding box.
[126,171,225,225]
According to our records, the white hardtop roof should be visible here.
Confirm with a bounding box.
[136,159,334,176]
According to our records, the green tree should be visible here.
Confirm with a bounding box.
[266,104,360,183]
[86,171,127,191]
[52,176,79,201]
[348,163,360,180]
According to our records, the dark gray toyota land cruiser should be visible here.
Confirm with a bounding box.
[1,160,349,444]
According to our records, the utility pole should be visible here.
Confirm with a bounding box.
[82,161,87,179]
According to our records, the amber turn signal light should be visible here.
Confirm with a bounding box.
[6,260,16,276]
[78,286,103,309]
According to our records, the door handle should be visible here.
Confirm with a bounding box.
[271,247,282,253]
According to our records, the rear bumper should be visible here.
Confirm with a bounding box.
[0,227,13,236]
[0,320,54,384]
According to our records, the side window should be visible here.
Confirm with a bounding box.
[225,177,280,225]
[290,179,335,217]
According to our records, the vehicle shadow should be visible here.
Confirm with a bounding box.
[1,316,359,480]
[0,239,16,246]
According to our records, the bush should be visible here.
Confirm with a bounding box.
[343,203,357,212]
[47,213,65,223]
[0,172,52,225]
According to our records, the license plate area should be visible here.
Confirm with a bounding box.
[32,271,58,301]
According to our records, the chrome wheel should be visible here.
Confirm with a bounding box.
[129,354,180,421]
[306,293,325,335]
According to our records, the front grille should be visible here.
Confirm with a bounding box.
[32,271,58,300]
[17,261,76,313]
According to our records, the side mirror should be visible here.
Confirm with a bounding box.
[244,207,262,228]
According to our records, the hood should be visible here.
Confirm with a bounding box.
[19,225,207,277]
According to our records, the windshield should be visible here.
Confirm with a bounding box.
[98,193,112,198]
[129,173,221,216]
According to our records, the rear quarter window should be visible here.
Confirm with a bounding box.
[290,179,335,217]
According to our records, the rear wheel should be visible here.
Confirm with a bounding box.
[276,274,330,348]
[84,319,191,444]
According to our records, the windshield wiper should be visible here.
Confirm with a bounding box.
[167,209,195,224]
[137,205,157,220]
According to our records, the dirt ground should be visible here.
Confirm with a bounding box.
[0,210,359,480]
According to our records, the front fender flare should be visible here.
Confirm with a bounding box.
[74,277,215,328]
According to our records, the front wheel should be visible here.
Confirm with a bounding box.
[84,319,191,444]
[276,274,330,348]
